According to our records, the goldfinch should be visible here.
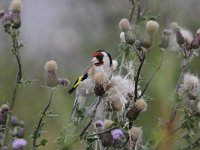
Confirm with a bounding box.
[68,50,113,120]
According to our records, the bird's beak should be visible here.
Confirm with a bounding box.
[91,57,98,64]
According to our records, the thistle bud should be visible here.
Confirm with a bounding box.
[141,33,152,48]
[2,146,8,150]
[12,10,21,29]
[103,119,114,130]
[16,128,25,138]
[101,132,113,147]
[126,99,147,121]
[146,20,159,35]
[190,29,200,49]
[10,0,22,12]
[111,99,123,111]
[1,104,10,114]
[2,12,13,28]
[94,73,106,96]
[125,26,136,44]
[128,127,142,149]
[159,29,171,49]
[176,30,185,46]
[170,22,180,32]
[0,10,4,18]
[58,78,69,88]
[44,60,58,87]
[112,60,118,71]
[95,120,104,133]
[119,18,130,32]
[11,116,19,126]
[0,112,7,125]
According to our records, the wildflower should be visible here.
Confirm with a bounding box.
[111,129,124,142]
[126,99,147,121]
[119,18,130,32]
[12,138,27,150]
[95,120,104,128]
[44,60,58,87]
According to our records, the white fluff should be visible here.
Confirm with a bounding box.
[103,75,135,110]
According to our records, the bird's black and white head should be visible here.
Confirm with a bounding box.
[91,50,112,67]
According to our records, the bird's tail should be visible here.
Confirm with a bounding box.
[70,94,86,123]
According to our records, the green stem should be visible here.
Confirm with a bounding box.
[32,89,53,150]
[119,52,126,75]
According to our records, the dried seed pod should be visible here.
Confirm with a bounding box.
[44,60,58,87]
[94,73,106,96]
[101,132,113,147]
[111,99,123,111]
[126,99,147,121]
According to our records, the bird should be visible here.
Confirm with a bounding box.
[68,50,113,121]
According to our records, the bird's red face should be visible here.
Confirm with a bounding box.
[92,51,104,66]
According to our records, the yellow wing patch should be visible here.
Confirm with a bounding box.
[73,75,84,88]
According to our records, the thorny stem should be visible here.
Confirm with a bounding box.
[138,51,163,98]
[134,52,145,102]
[11,30,22,83]
[79,97,102,139]
[129,0,135,23]
[87,120,127,137]
[171,112,199,134]
[2,29,23,147]
[32,89,53,150]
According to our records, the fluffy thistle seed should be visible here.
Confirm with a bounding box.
[131,127,142,140]
[10,0,22,12]
[44,60,58,71]
[170,22,180,32]
[1,104,10,114]
[103,119,114,130]
[112,60,118,71]
[126,99,147,121]
[120,32,126,43]
[94,73,106,96]
[45,60,58,87]
[146,20,159,35]
[119,18,130,32]
[135,99,147,111]
[111,99,123,111]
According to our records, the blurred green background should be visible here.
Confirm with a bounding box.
[0,0,200,149]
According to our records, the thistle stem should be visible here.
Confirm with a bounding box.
[32,89,53,149]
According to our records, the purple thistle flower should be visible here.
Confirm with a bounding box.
[12,138,27,150]
[95,120,104,128]
[111,129,124,141]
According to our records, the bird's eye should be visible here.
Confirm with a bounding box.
[96,55,103,60]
